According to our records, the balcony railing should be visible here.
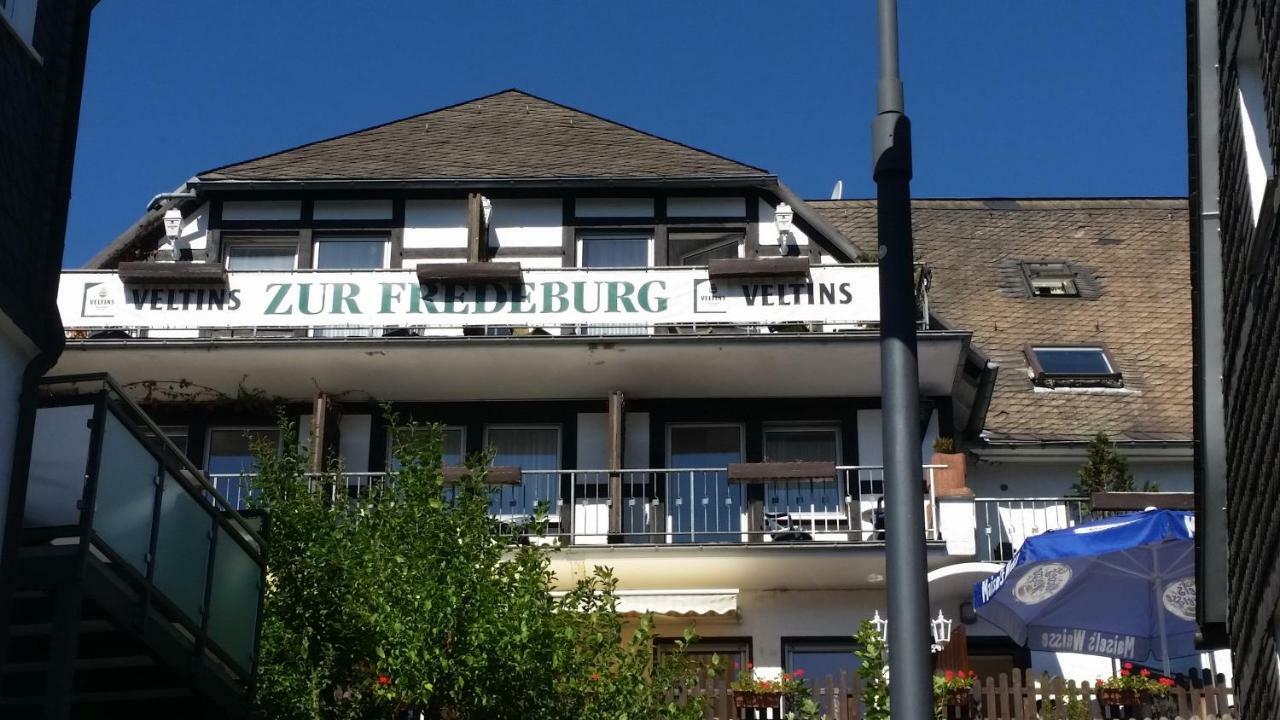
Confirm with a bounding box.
[23,374,267,687]
[210,465,944,545]
[973,497,1092,562]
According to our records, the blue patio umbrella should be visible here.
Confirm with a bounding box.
[973,509,1197,674]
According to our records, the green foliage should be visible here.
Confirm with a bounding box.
[853,620,890,720]
[931,436,957,454]
[250,414,709,720]
[1073,432,1140,497]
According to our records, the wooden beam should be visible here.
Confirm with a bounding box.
[1089,492,1194,511]
[443,465,521,485]
[607,391,625,538]
[727,461,837,483]
[307,394,329,473]
[116,261,228,285]
[467,193,488,263]
[707,256,811,280]
[416,261,522,284]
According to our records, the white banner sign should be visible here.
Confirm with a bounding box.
[59,266,881,329]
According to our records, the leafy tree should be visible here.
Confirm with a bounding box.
[249,416,709,720]
[1072,432,1147,498]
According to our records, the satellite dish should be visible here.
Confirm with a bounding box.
[830,180,844,200]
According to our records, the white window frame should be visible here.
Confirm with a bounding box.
[576,233,654,268]
[223,237,299,271]
[312,234,392,270]
[761,423,842,465]
[665,423,745,468]
[1,0,40,59]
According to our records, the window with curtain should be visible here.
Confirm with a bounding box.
[579,235,650,268]
[225,242,297,270]
[313,235,388,269]
[485,426,560,518]
[763,425,839,462]
[667,231,743,266]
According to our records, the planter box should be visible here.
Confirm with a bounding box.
[930,452,968,493]
[1097,688,1148,706]
[732,690,783,710]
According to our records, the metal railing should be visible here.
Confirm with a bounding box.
[973,497,1090,562]
[210,465,943,545]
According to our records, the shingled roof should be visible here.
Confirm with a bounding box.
[198,89,769,183]
[811,198,1192,445]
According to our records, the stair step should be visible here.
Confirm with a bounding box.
[2,654,156,673]
[5,619,114,637]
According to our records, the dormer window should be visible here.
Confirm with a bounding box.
[1025,345,1123,389]
[1021,262,1080,297]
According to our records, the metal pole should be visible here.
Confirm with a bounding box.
[872,1,934,717]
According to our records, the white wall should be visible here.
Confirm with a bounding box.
[313,200,393,221]
[855,408,939,466]
[404,199,468,250]
[667,197,746,218]
[576,198,653,218]
[0,316,36,543]
[968,459,1193,498]
[221,200,301,222]
[489,198,562,250]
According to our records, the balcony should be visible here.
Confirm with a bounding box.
[52,266,970,402]
[2,375,265,716]
[210,465,944,546]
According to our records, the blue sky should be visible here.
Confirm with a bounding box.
[65,1,1187,267]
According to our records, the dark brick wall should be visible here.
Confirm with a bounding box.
[0,0,94,355]
[1218,1,1280,718]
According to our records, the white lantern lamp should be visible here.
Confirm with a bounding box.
[930,609,953,646]
[774,203,794,234]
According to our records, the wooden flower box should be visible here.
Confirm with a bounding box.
[732,690,783,710]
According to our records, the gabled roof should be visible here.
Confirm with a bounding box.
[811,198,1192,446]
[198,89,769,183]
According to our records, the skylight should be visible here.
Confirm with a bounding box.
[1021,262,1080,297]
[1025,346,1123,388]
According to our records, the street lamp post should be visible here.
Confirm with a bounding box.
[872,0,934,717]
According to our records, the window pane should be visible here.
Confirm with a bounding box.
[226,244,295,270]
[1032,347,1113,375]
[668,231,743,266]
[764,427,838,462]
[315,237,387,269]
[669,425,742,467]
[784,642,860,712]
[581,237,648,268]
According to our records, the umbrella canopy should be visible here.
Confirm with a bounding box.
[973,509,1196,673]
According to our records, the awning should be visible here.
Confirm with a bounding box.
[552,589,739,619]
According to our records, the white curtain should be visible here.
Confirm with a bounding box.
[997,504,1071,552]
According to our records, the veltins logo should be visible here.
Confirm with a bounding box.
[692,279,727,314]
[81,282,116,318]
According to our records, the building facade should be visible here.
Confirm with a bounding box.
[56,90,1219,685]
[0,0,93,566]
[1190,0,1280,717]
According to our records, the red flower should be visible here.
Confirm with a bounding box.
[945,670,955,681]
[1159,677,1176,687]
[793,669,805,678]
[1122,662,1134,670]
[968,670,976,678]
[746,662,753,669]
[783,673,792,682]
[1120,669,1130,677]
[377,674,391,686]
[589,672,600,682]
[1139,668,1151,678]
[1096,678,1105,687]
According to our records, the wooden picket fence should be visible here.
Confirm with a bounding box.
[674,668,1234,720]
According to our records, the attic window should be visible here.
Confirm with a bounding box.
[1021,262,1080,297]
[1025,345,1123,389]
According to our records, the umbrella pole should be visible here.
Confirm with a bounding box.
[1153,548,1171,675]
